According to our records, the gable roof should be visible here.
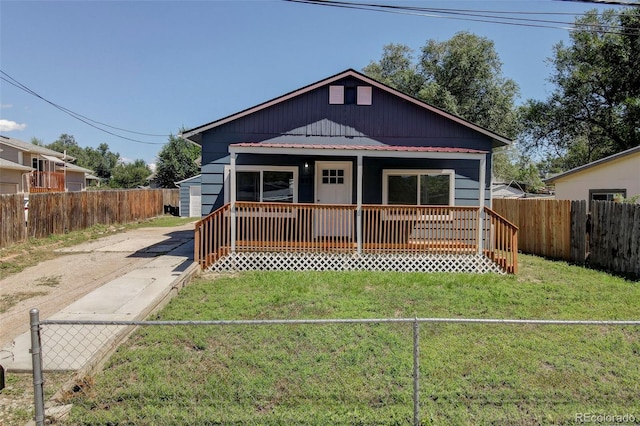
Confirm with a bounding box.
[545,145,640,184]
[181,68,512,147]
[0,157,34,171]
[175,174,201,185]
[0,135,76,161]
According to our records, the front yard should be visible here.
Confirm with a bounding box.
[56,255,640,425]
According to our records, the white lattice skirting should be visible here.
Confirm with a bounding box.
[206,252,504,274]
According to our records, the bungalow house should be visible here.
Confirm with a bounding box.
[544,145,640,207]
[0,135,94,194]
[182,69,518,274]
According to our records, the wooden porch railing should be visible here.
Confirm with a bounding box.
[483,207,519,274]
[195,202,518,273]
[28,171,66,193]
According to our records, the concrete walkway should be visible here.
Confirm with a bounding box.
[0,226,198,372]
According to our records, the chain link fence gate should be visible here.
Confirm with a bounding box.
[29,309,640,425]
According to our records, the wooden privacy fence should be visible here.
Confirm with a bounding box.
[590,201,640,278]
[494,198,639,279]
[492,199,577,261]
[0,189,179,247]
[0,194,26,248]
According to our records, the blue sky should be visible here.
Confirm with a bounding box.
[0,0,617,166]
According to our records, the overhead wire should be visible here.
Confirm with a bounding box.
[284,0,640,35]
[0,70,169,145]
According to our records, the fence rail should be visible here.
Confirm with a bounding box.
[30,310,640,426]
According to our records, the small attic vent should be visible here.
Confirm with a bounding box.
[329,85,372,106]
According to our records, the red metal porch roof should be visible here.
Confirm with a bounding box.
[230,142,487,154]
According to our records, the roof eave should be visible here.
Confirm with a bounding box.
[544,145,640,183]
[181,69,512,147]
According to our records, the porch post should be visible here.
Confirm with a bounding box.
[477,155,486,255]
[356,155,363,254]
[230,153,237,252]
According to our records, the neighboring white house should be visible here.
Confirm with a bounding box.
[544,145,640,204]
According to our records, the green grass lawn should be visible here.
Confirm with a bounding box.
[63,255,640,425]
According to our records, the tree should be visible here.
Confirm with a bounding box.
[47,134,85,161]
[364,32,520,138]
[519,8,640,169]
[84,143,120,181]
[109,159,152,189]
[364,32,532,187]
[154,134,201,188]
[43,134,121,182]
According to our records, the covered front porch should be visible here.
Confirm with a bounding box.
[194,143,518,274]
[195,202,517,273]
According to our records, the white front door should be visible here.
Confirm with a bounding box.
[314,161,352,237]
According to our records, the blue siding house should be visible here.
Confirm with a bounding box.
[182,69,518,274]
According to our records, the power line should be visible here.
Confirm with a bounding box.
[284,0,640,35]
[557,0,640,6]
[0,70,170,145]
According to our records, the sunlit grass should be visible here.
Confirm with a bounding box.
[63,255,640,425]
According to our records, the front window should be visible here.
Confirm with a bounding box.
[231,166,297,203]
[384,170,454,206]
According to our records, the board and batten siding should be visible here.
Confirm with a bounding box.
[199,78,495,216]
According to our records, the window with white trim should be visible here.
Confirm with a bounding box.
[382,170,454,206]
[225,165,298,203]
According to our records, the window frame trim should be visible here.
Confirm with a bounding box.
[382,169,455,206]
[224,165,299,204]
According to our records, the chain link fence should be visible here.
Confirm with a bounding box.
[29,310,640,425]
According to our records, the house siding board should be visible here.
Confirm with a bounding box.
[209,82,493,146]
[0,143,22,164]
[179,186,190,217]
[201,162,225,214]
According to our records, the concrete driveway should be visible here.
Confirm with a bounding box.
[0,222,197,372]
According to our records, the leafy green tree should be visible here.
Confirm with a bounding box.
[109,159,152,188]
[519,8,640,169]
[364,32,520,138]
[46,134,85,162]
[154,134,201,188]
[364,32,531,187]
[84,143,120,181]
[43,134,121,183]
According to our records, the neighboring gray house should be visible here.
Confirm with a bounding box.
[492,181,525,199]
[181,69,519,274]
[176,174,201,218]
[0,135,94,194]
